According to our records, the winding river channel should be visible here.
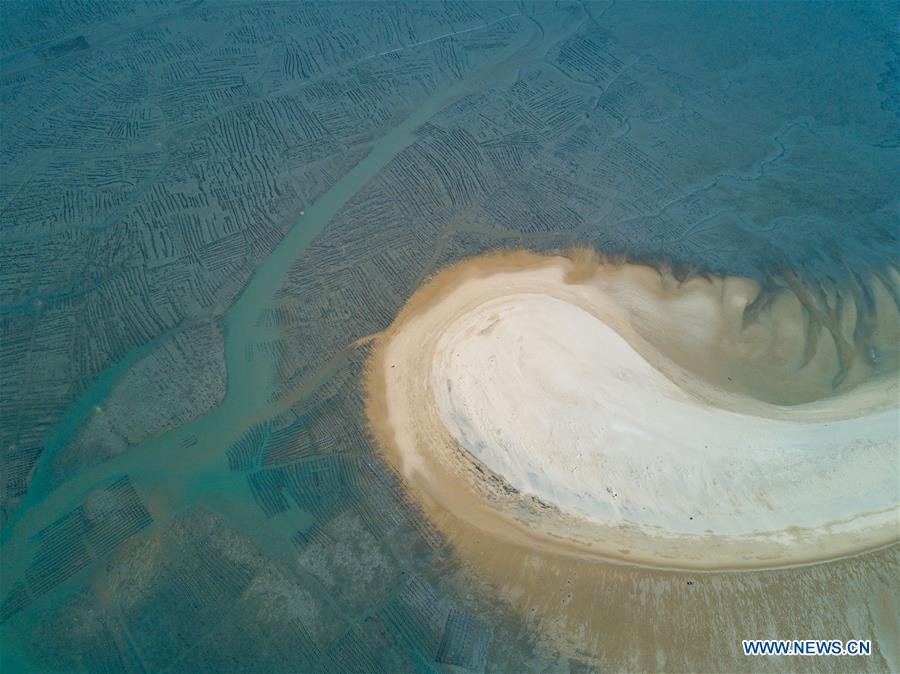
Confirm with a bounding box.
[1,14,552,605]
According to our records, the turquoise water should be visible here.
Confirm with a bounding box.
[1,11,548,615]
[3,3,897,671]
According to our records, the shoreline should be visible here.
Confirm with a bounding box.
[364,249,900,571]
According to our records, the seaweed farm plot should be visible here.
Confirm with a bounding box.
[1,1,899,672]
[1,477,152,624]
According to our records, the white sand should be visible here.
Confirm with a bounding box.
[371,253,900,568]
[433,290,896,536]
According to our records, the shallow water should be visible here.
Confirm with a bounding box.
[2,21,544,579]
[2,2,898,671]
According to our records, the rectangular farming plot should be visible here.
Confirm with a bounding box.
[3,476,152,623]
[226,421,269,471]
[381,574,452,661]
[436,609,494,673]
[83,476,154,557]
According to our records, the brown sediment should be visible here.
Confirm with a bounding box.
[362,245,899,669]
[367,250,895,540]
[370,246,898,406]
[439,513,899,673]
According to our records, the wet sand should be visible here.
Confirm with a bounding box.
[363,248,900,669]
[365,249,899,570]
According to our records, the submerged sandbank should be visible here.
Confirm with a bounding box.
[365,250,899,570]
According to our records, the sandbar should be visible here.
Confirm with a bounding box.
[365,250,899,569]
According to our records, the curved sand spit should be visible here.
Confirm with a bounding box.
[366,250,900,569]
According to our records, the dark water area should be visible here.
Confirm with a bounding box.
[1,2,897,672]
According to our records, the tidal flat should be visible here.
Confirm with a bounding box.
[366,249,899,567]
[1,1,898,672]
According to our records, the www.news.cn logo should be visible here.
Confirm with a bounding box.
[742,639,871,656]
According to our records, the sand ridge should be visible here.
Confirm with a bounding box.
[364,249,899,570]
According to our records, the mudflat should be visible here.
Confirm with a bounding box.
[365,249,899,569]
